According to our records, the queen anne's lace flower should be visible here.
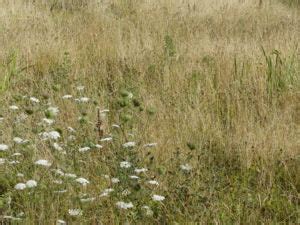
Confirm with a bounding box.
[75,177,89,185]
[95,144,103,149]
[35,159,52,167]
[53,143,63,151]
[26,180,37,188]
[30,97,40,103]
[64,173,77,178]
[0,158,5,164]
[68,209,82,216]
[9,105,19,110]
[15,183,26,190]
[180,163,192,171]
[120,161,131,168]
[143,143,157,148]
[40,131,60,140]
[75,97,89,103]
[13,137,29,144]
[78,147,90,152]
[111,178,120,184]
[134,168,148,174]
[100,188,114,197]
[116,201,134,209]
[47,106,59,116]
[62,95,72,99]
[122,142,136,148]
[152,194,165,201]
[56,219,66,225]
[148,180,159,186]
[0,144,9,151]
[100,137,112,142]
[42,118,55,125]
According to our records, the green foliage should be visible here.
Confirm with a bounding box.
[164,35,176,57]
[49,51,71,86]
[0,50,20,93]
[279,0,300,7]
[261,47,299,99]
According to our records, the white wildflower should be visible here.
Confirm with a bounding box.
[48,131,60,140]
[111,177,120,184]
[30,97,40,103]
[120,161,131,168]
[64,173,77,178]
[11,153,22,157]
[42,118,55,125]
[143,143,157,148]
[142,205,154,216]
[134,168,148,174]
[95,144,103,149]
[57,219,66,225]
[0,144,9,151]
[100,109,109,113]
[148,180,159,186]
[68,209,82,216]
[9,105,19,110]
[26,180,37,188]
[180,163,192,171]
[53,169,65,176]
[122,142,136,148]
[152,194,165,202]
[35,159,51,167]
[0,158,5,164]
[53,143,63,151]
[128,92,133,99]
[75,177,89,186]
[75,97,89,103]
[40,131,60,140]
[121,189,131,196]
[54,190,67,194]
[53,180,63,184]
[13,137,29,144]
[9,160,20,164]
[3,216,22,221]
[15,183,26,190]
[103,174,110,179]
[47,106,59,116]
[112,124,120,128]
[100,137,112,142]
[78,147,90,152]
[62,95,72,99]
[116,201,133,209]
[68,127,76,132]
[15,113,28,123]
[129,175,139,180]
[100,188,114,197]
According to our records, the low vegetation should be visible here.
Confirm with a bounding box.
[0,0,299,224]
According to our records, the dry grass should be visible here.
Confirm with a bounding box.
[0,0,299,224]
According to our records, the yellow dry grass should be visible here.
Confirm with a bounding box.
[0,0,299,223]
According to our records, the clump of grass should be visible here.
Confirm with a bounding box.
[0,0,299,223]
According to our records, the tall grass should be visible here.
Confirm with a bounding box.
[0,0,299,223]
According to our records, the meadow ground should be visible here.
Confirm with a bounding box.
[0,0,299,224]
